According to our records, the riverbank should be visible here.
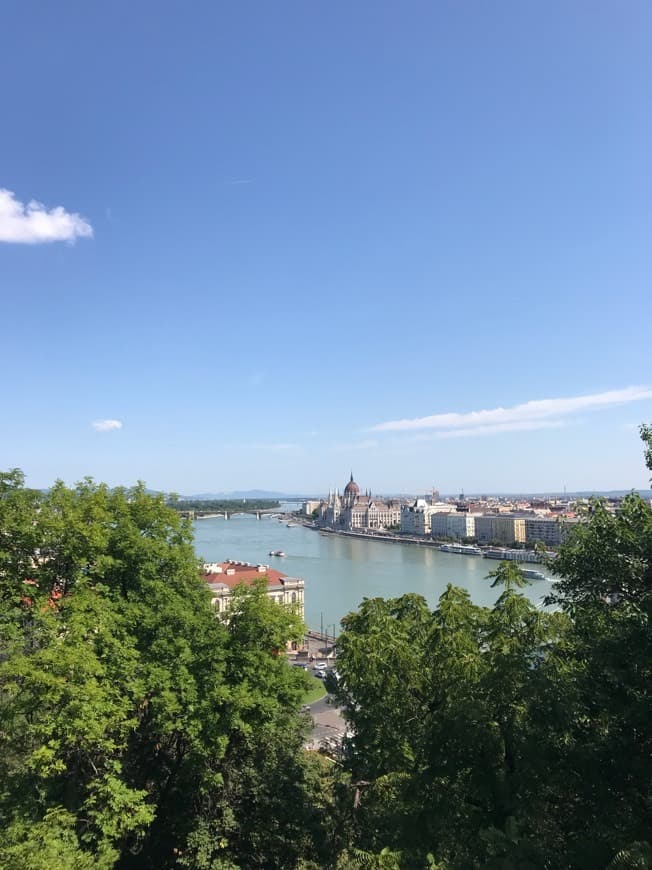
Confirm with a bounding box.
[303,522,551,565]
[315,525,442,548]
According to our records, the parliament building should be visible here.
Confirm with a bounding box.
[319,473,401,531]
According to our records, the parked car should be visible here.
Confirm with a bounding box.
[313,661,328,671]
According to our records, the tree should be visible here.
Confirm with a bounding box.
[541,427,652,865]
[331,570,571,867]
[329,428,652,868]
[0,475,327,868]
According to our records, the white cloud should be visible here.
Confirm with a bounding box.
[371,386,652,436]
[92,419,123,432]
[432,420,566,440]
[0,188,93,244]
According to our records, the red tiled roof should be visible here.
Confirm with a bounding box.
[202,562,287,590]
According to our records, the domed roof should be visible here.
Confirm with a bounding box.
[344,472,359,495]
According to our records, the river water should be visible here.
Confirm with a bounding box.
[193,509,554,633]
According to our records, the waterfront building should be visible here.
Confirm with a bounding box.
[524,516,578,546]
[474,515,526,545]
[496,516,526,544]
[202,560,305,626]
[473,516,495,544]
[400,498,452,536]
[431,512,478,540]
[301,499,322,516]
[319,473,401,530]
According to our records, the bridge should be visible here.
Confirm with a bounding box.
[179,508,288,521]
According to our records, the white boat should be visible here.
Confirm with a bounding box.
[439,544,483,556]
[268,550,286,557]
[484,548,541,563]
[521,568,547,581]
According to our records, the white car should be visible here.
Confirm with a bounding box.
[313,662,328,671]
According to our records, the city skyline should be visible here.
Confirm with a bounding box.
[2,2,651,493]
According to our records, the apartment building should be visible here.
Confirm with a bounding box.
[431,512,478,540]
[401,499,453,536]
[474,515,526,545]
[524,517,578,546]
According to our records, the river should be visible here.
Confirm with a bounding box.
[192,508,554,634]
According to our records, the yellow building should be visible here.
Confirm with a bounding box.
[491,516,526,545]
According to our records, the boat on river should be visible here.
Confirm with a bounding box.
[439,544,483,556]
[484,548,542,563]
[269,550,286,557]
[521,568,547,581]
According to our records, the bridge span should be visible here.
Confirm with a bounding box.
[179,508,288,521]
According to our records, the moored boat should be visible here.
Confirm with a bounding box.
[439,544,483,556]
[484,548,542,563]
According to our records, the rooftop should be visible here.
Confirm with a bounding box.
[202,560,300,591]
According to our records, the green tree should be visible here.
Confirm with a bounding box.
[332,569,573,866]
[541,427,652,866]
[0,475,328,869]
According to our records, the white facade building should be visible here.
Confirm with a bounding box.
[431,512,478,540]
[401,499,455,536]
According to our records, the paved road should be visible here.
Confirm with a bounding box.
[304,693,346,750]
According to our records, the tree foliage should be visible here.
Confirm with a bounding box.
[331,428,652,868]
[0,473,326,868]
[2,422,651,869]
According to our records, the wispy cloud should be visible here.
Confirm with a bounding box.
[431,420,566,440]
[370,386,652,437]
[224,178,254,186]
[0,188,93,244]
[92,419,123,432]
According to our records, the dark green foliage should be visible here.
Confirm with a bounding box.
[331,427,652,868]
[0,475,327,868]
[333,578,569,867]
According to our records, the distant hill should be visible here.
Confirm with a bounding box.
[181,490,306,500]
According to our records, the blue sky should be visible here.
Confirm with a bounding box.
[2,0,651,494]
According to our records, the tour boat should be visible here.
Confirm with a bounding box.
[268,550,286,557]
[521,568,547,581]
[439,544,483,556]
